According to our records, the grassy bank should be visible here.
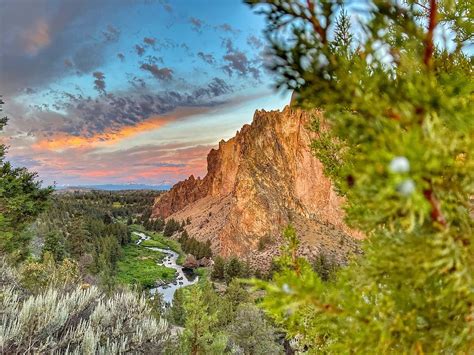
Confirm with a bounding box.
[116,242,176,289]
[130,225,186,264]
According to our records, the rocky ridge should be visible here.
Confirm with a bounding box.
[153,106,361,269]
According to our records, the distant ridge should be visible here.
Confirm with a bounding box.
[56,183,172,191]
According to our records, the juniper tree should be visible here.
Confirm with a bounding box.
[247,0,473,353]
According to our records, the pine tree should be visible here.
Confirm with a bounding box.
[0,98,52,262]
[225,279,250,309]
[247,0,473,352]
[211,256,225,280]
[66,217,91,259]
[224,257,243,284]
[42,232,66,262]
[154,218,165,231]
[164,218,179,237]
[180,284,228,354]
[170,288,187,327]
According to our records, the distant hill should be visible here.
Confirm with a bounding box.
[56,183,172,191]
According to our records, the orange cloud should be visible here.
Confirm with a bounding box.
[33,116,170,151]
[33,107,210,152]
[23,20,51,54]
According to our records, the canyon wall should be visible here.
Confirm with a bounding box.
[153,106,360,268]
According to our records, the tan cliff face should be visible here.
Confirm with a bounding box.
[153,106,361,268]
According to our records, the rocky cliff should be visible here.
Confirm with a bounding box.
[153,106,360,268]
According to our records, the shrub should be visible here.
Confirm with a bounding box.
[0,284,168,353]
[227,303,283,354]
[19,252,80,294]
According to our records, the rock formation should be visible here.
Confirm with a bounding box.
[153,106,361,269]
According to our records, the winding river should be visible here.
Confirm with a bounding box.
[134,232,198,304]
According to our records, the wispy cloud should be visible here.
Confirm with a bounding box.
[1,0,278,186]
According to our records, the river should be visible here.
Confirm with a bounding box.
[134,232,199,305]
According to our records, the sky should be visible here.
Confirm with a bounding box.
[0,0,291,187]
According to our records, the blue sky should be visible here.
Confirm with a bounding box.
[0,0,290,186]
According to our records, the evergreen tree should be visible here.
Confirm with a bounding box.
[180,284,228,354]
[170,288,187,327]
[227,303,283,354]
[225,279,250,310]
[312,252,337,282]
[163,218,180,237]
[66,217,91,259]
[42,232,66,262]
[154,218,165,231]
[204,240,212,258]
[0,98,52,262]
[224,257,243,284]
[211,255,225,280]
[247,0,473,352]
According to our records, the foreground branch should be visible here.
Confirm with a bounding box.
[423,0,437,67]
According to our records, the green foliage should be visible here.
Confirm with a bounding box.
[224,257,251,284]
[211,255,253,284]
[211,255,225,280]
[227,303,283,354]
[179,283,228,354]
[116,244,175,288]
[224,257,244,283]
[247,0,473,352]
[19,252,80,294]
[168,278,283,353]
[42,232,66,262]
[133,228,186,263]
[312,252,338,282]
[163,218,181,237]
[144,217,165,232]
[31,191,167,285]
[225,279,250,308]
[0,99,52,262]
[169,287,187,326]
[178,231,212,259]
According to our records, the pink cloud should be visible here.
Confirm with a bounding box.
[23,20,51,55]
